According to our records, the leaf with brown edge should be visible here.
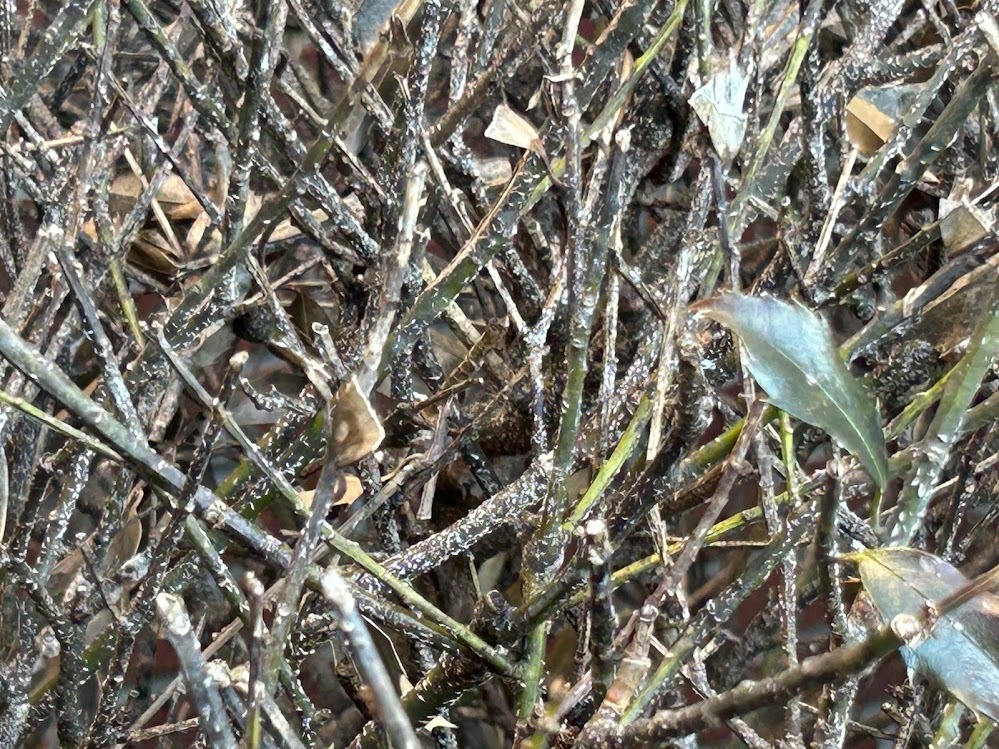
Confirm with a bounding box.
[694,293,887,488]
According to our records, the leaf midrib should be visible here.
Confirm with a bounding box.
[868,555,999,667]
[746,332,885,486]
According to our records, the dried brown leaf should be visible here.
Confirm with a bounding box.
[330,377,385,466]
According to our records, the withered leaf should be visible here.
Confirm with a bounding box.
[330,377,384,466]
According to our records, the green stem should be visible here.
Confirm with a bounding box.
[728,1,819,228]
[564,393,653,529]
[0,390,122,461]
[890,286,999,544]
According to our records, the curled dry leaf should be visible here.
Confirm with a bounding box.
[849,547,999,721]
[845,96,896,156]
[846,84,925,156]
[485,103,543,152]
[112,497,144,568]
[299,474,364,510]
[133,229,183,275]
[941,202,994,255]
[185,191,329,255]
[940,178,995,255]
[689,54,749,163]
[484,103,559,182]
[330,377,385,466]
[111,173,201,220]
[271,209,330,243]
[694,293,888,488]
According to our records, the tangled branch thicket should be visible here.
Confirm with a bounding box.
[2,0,999,746]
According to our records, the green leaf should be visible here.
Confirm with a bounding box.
[852,547,999,721]
[695,293,887,488]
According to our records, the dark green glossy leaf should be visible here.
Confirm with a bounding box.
[696,293,887,488]
[853,547,999,721]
